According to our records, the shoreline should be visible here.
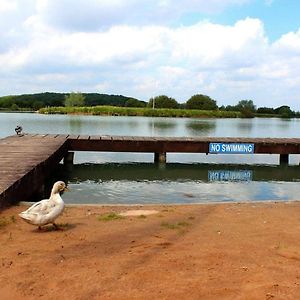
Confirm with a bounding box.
[2,109,298,120]
[1,201,300,299]
[19,199,300,207]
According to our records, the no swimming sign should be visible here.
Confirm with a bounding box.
[209,143,254,154]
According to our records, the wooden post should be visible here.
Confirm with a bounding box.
[64,151,74,165]
[279,154,289,165]
[154,152,166,163]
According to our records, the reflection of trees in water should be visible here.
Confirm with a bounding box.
[276,118,291,130]
[237,120,253,133]
[54,162,300,183]
[186,121,216,134]
[148,120,177,133]
[68,117,83,133]
[126,120,139,129]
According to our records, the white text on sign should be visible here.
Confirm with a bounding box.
[209,143,255,154]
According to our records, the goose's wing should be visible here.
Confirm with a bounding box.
[24,199,54,215]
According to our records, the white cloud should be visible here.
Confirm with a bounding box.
[0,0,300,110]
[5,18,266,69]
[272,29,300,54]
[0,0,17,12]
[170,18,267,69]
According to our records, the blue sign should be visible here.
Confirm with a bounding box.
[208,170,253,182]
[209,143,254,154]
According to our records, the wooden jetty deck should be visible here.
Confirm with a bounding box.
[0,134,68,209]
[1,134,300,208]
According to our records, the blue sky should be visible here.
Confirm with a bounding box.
[179,0,300,42]
[0,0,300,110]
[212,0,300,41]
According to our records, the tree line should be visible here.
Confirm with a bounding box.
[146,95,299,118]
[0,92,298,118]
[0,92,144,111]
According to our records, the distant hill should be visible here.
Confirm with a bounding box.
[0,92,146,110]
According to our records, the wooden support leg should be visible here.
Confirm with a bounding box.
[279,154,289,165]
[64,151,74,165]
[154,152,166,163]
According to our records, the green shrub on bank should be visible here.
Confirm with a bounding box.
[39,106,241,118]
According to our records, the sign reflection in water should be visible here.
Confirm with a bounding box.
[208,170,253,181]
[49,162,300,204]
[1,113,300,204]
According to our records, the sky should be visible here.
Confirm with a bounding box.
[1,0,300,110]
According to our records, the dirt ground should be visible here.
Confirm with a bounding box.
[1,201,300,300]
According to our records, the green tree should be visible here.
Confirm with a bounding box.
[148,95,179,109]
[257,107,275,114]
[220,105,237,112]
[10,103,19,111]
[236,100,256,118]
[125,98,146,107]
[186,94,218,110]
[0,96,14,108]
[64,92,85,107]
[33,101,44,110]
[274,105,294,118]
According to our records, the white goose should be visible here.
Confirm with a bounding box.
[19,181,68,230]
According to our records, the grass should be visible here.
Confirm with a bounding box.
[97,212,125,221]
[161,221,190,230]
[137,215,147,219]
[39,105,241,118]
[0,215,16,229]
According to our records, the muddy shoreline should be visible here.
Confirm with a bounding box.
[1,202,300,299]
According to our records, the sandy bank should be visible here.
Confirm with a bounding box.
[1,201,300,299]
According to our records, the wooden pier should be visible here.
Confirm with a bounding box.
[0,134,68,209]
[1,134,300,208]
[67,135,300,164]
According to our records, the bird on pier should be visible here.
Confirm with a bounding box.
[15,125,23,136]
[19,181,69,230]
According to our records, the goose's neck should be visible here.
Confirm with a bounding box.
[50,190,62,201]
[50,189,58,197]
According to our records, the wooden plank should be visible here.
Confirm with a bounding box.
[100,135,112,141]
[78,135,90,140]
[43,134,57,138]
[33,134,48,138]
[89,135,101,140]
[68,134,80,139]
[55,134,69,139]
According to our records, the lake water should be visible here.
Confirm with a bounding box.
[1,112,300,204]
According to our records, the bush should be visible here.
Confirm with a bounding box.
[274,105,294,118]
[148,95,179,109]
[39,105,241,118]
[125,98,146,107]
[257,107,275,114]
[186,94,218,110]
